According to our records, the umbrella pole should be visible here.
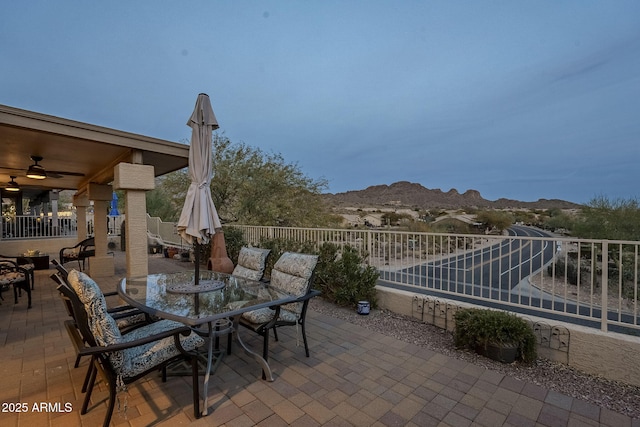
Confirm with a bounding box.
[194,242,200,286]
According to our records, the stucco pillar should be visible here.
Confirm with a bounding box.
[73,193,90,241]
[113,162,155,278]
[87,183,114,277]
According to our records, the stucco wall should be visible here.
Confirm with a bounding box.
[0,237,78,260]
[376,286,640,387]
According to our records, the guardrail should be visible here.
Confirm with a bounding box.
[1,214,123,239]
[231,224,640,334]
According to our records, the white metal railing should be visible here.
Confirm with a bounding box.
[231,225,640,334]
[1,214,124,239]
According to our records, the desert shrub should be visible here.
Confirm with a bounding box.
[548,258,579,285]
[223,227,246,264]
[454,308,537,363]
[314,243,379,309]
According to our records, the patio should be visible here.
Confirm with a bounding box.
[0,252,636,426]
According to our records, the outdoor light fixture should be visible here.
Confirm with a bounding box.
[26,155,47,179]
[6,176,20,192]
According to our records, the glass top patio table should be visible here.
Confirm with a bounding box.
[118,270,295,327]
[119,270,295,416]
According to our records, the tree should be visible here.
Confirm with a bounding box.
[475,210,514,232]
[146,183,182,222]
[149,134,338,227]
[572,196,640,240]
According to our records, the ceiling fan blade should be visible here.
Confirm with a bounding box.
[48,170,85,177]
[0,166,25,173]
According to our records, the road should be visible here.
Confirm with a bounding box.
[380,225,555,297]
[378,226,639,332]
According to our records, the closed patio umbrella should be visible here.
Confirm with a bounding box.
[177,93,222,286]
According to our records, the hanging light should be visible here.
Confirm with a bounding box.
[26,155,47,179]
[6,176,20,192]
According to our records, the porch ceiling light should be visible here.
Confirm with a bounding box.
[26,155,47,179]
[6,176,20,192]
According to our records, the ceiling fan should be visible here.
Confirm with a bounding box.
[0,155,85,179]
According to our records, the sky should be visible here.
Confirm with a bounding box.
[2,1,639,204]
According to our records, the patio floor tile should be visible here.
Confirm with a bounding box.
[0,250,636,426]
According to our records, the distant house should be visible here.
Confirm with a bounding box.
[338,213,382,228]
[433,214,483,229]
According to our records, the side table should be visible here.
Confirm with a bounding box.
[22,254,50,270]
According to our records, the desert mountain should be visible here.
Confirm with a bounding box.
[323,181,581,210]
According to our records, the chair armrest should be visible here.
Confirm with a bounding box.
[262,289,321,312]
[0,260,29,276]
[0,259,19,268]
[108,305,143,315]
[78,325,193,355]
[291,289,321,304]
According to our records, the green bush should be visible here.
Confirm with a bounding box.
[454,308,537,363]
[223,227,247,264]
[314,243,379,309]
[256,238,379,309]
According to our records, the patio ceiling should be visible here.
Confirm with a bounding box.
[0,104,189,198]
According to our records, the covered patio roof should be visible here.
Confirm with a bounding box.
[0,104,189,196]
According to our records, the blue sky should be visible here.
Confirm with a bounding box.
[3,1,639,204]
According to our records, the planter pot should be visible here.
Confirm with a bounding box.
[166,248,178,259]
[357,301,370,315]
[476,342,518,363]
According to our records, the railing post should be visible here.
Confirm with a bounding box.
[601,240,608,332]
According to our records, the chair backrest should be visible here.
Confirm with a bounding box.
[51,259,69,279]
[80,238,95,257]
[232,247,271,281]
[81,237,95,248]
[67,270,125,369]
[270,252,318,315]
[51,273,98,348]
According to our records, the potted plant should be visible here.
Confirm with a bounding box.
[454,308,537,363]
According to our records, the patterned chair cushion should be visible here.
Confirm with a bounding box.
[232,247,270,281]
[68,270,204,375]
[63,249,80,260]
[68,269,107,308]
[115,312,149,329]
[19,263,35,271]
[241,252,318,323]
[68,270,129,369]
[0,271,26,285]
[117,320,204,378]
[241,306,298,325]
[270,252,318,315]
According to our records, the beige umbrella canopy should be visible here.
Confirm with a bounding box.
[176,93,228,286]
[177,93,222,244]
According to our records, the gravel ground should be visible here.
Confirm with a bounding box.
[310,298,640,419]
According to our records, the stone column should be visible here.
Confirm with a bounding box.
[73,193,90,241]
[113,162,155,278]
[87,183,114,277]
[51,190,59,236]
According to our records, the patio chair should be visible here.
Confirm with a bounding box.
[147,231,164,254]
[64,269,204,426]
[59,237,95,271]
[232,247,271,282]
[52,258,150,325]
[0,254,35,289]
[50,271,152,369]
[238,252,320,362]
[0,259,32,308]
